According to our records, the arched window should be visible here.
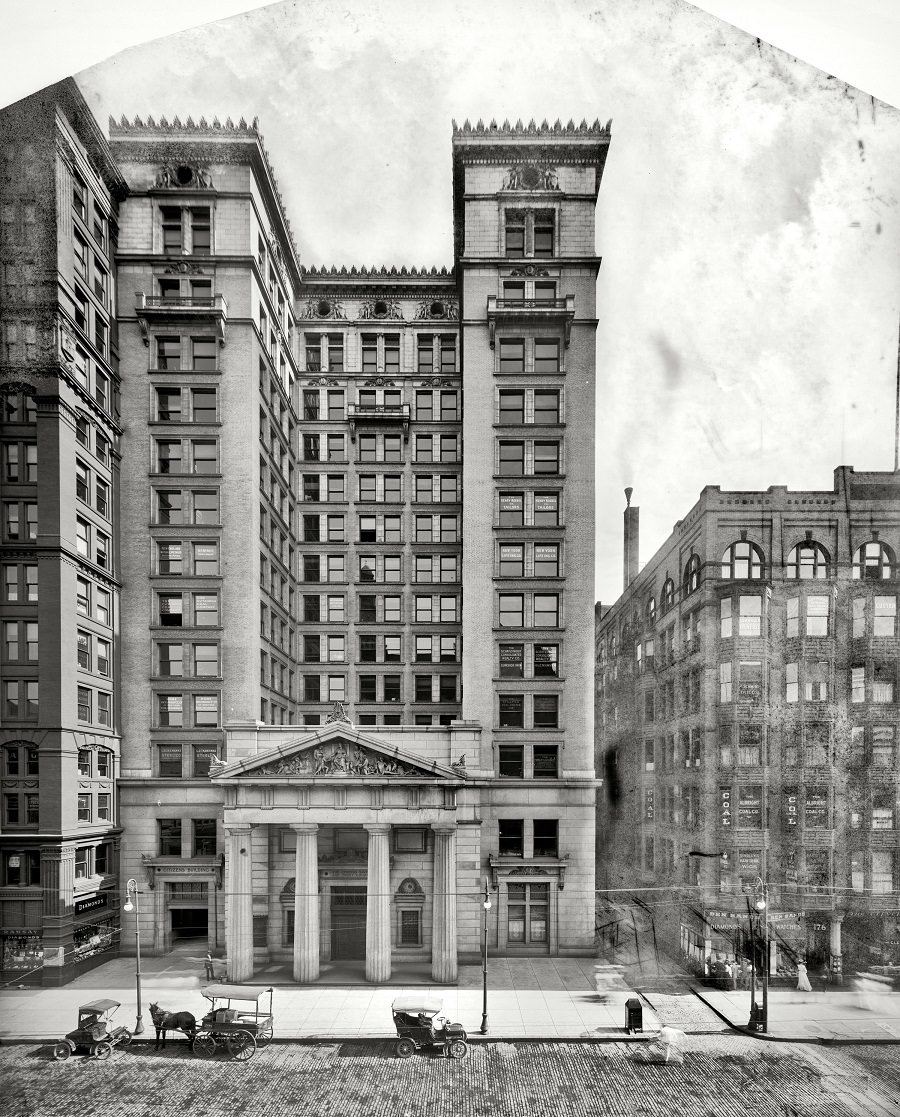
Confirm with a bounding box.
[646,596,657,627]
[609,632,618,658]
[682,554,700,596]
[721,540,764,580]
[853,540,894,581]
[662,577,675,611]
[786,541,829,579]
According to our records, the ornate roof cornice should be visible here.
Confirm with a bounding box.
[301,265,454,278]
[452,117,611,138]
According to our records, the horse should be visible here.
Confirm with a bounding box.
[148,1002,197,1050]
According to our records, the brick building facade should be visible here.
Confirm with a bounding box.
[596,468,900,980]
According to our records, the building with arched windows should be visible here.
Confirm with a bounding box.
[596,466,900,981]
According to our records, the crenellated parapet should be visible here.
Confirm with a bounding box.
[452,117,611,137]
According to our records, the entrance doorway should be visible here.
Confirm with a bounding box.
[171,908,209,941]
[330,887,366,960]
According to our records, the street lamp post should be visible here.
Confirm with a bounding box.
[480,881,492,1035]
[748,876,768,1032]
[122,878,144,1036]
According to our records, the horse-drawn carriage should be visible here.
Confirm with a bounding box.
[391,997,468,1059]
[52,999,132,1061]
[192,984,274,1061]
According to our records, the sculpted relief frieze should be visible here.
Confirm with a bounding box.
[253,740,426,779]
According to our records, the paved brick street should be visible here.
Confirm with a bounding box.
[0,1036,889,1117]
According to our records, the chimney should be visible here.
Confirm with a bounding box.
[623,487,639,591]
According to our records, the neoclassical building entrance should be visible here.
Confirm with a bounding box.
[212,717,473,983]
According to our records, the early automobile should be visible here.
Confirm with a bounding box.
[391,996,468,1059]
[192,984,274,1061]
[52,999,132,1061]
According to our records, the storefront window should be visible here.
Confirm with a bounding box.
[2,933,43,971]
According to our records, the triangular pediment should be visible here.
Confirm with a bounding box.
[213,722,465,782]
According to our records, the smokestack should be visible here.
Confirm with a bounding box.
[623,487,639,591]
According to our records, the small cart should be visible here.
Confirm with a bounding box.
[53,999,132,1061]
[391,997,468,1059]
[193,984,274,1061]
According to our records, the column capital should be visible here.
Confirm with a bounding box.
[224,823,253,836]
[364,823,392,835]
[431,823,458,835]
[289,823,319,834]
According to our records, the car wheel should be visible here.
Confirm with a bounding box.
[118,1031,133,1048]
[226,1030,256,1061]
[52,1043,71,1062]
[94,1041,112,1060]
[395,1038,415,1058]
[449,1040,468,1059]
[255,1020,274,1047]
[193,1034,217,1058]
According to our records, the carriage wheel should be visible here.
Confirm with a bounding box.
[448,1040,468,1060]
[226,1030,256,1061]
[192,1034,217,1058]
[255,1020,274,1047]
[118,1031,133,1048]
[395,1038,415,1059]
[52,1043,71,1062]
[94,1041,112,1060]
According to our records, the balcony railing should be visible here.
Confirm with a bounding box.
[347,402,411,441]
[486,294,575,347]
[136,292,228,343]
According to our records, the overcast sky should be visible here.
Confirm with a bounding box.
[7,1,900,605]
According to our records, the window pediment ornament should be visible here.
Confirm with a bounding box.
[301,298,346,320]
[502,163,560,191]
[415,300,459,320]
[507,266,550,277]
[155,163,213,189]
[163,262,206,274]
[359,299,403,320]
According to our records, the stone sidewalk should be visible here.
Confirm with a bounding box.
[0,952,659,1043]
[692,984,900,1043]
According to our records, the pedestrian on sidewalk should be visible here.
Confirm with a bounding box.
[796,959,812,993]
[740,959,752,990]
[727,958,738,991]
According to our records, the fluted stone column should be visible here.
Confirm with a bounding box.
[365,824,391,983]
[225,824,254,982]
[291,823,319,982]
[431,824,458,982]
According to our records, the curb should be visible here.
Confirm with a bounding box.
[688,987,900,1046]
[4,1032,656,1048]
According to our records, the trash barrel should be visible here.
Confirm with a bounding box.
[625,997,643,1034]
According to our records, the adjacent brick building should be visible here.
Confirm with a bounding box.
[596,468,900,979]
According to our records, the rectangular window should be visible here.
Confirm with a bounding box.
[533,442,559,475]
[499,339,525,374]
[533,694,559,729]
[194,819,217,856]
[499,493,524,527]
[874,596,897,637]
[534,544,559,578]
[874,664,895,704]
[499,594,524,627]
[499,390,525,425]
[157,336,181,370]
[499,644,524,678]
[533,213,554,257]
[534,339,560,374]
[720,662,733,703]
[533,594,559,627]
[738,596,761,636]
[499,745,524,778]
[805,595,828,637]
[499,544,524,577]
[499,695,524,727]
[533,492,559,526]
[505,212,525,257]
[159,819,182,856]
[533,744,558,777]
[805,660,829,702]
[737,786,762,828]
[533,644,559,677]
[851,665,865,703]
[498,818,524,856]
[852,598,866,638]
[533,819,558,857]
[533,389,560,424]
